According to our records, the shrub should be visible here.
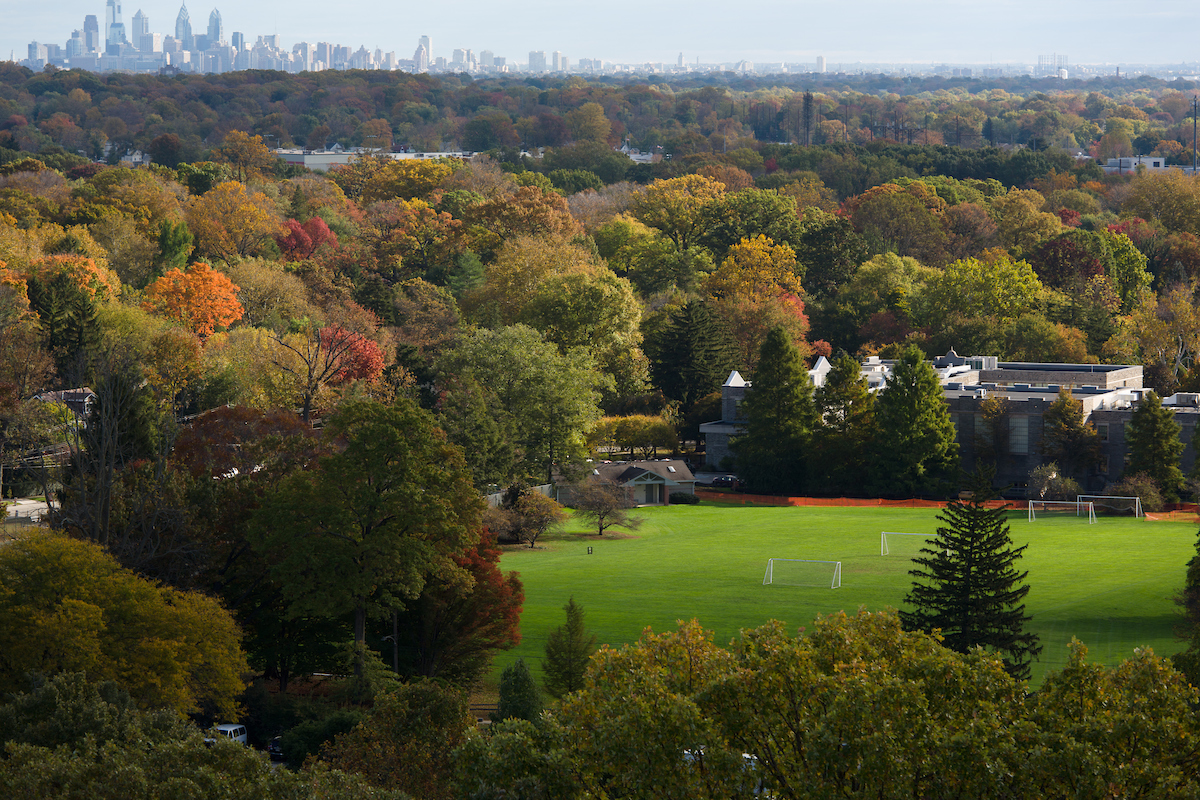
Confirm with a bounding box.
[669,492,700,505]
[1107,473,1164,512]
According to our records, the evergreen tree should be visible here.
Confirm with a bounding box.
[542,597,596,699]
[493,658,542,723]
[732,327,815,495]
[812,352,875,495]
[645,300,737,411]
[1040,387,1101,481]
[1126,390,1184,501]
[870,345,959,497]
[1171,531,1200,685]
[901,473,1042,680]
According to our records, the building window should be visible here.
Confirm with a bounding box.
[1097,423,1109,442]
[1009,415,1028,455]
[1101,455,1109,474]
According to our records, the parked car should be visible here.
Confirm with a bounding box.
[267,735,284,761]
[710,475,738,490]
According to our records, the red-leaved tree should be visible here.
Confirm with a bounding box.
[391,527,524,685]
[275,217,339,261]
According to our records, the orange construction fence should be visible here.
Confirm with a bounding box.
[693,491,1200,523]
[693,490,1023,510]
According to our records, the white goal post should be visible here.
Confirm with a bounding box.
[1077,494,1142,518]
[1028,500,1096,523]
[881,532,930,555]
[762,559,841,589]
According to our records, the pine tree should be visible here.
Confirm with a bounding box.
[733,327,815,495]
[1126,390,1184,501]
[900,473,1041,680]
[493,658,543,723]
[1171,531,1200,685]
[542,597,597,699]
[812,352,875,495]
[870,346,959,497]
[646,300,737,411]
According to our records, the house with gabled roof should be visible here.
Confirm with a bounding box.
[562,459,697,506]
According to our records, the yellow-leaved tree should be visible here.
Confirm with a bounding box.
[187,181,283,262]
[0,534,248,718]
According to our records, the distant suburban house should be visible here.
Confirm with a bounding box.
[561,459,697,506]
[32,387,96,420]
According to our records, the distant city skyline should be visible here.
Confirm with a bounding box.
[8,0,1200,77]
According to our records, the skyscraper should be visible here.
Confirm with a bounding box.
[529,50,546,72]
[105,0,126,48]
[131,10,149,39]
[175,2,193,50]
[816,55,826,73]
[413,43,429,72]
[419,35,431,60]
[207,9,223,46]
[83,15,101,52]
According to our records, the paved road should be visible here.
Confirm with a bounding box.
[6,498,49,521]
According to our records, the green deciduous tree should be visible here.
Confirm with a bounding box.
[319,680,473,800]
[543,597,597,699]
[901,475,1041,680]
[440,325,606,483]
[1040,387,1102,481]
[870,345,959,497]
[251,398,482,647]
[732,326,815,495]
[1125,390,1185,501]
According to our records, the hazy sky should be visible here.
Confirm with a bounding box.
[7,0,1200,69]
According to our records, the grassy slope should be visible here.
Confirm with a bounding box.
[496,503,1199,686]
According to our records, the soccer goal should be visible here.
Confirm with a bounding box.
[1078,494,1143,518]
[762,559,841,589]
[1028,500,1096,523]
[881,532,930,556]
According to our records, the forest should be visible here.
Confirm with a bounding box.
[3,65,1200,796]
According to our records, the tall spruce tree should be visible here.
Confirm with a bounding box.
[645,300,737,411]
[732,327,815,495]
[870,345,959,497]
[901,473,1041,680]
[542,597,597,699]
[812,352,875,495]
[1171,531,1200,685]
[1126,390,1184,501]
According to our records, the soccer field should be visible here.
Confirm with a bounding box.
[495,502,1199,686]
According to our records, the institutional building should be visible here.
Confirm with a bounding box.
[699,350,1193,495]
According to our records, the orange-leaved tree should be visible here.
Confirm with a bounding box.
[142,262,244,338]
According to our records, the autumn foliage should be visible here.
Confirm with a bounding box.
[142,262,244,338]
[275,216,339,260]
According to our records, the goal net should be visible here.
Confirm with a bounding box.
[762,559,841,589]
[1078,494,1142,517]
[881,532,931,556]
[1028,500,1096,523]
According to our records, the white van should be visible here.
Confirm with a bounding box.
[211,723,248,744]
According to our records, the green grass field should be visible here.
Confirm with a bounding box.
[495,502,1200,686]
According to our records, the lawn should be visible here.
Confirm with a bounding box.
[494,502,1200,687]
